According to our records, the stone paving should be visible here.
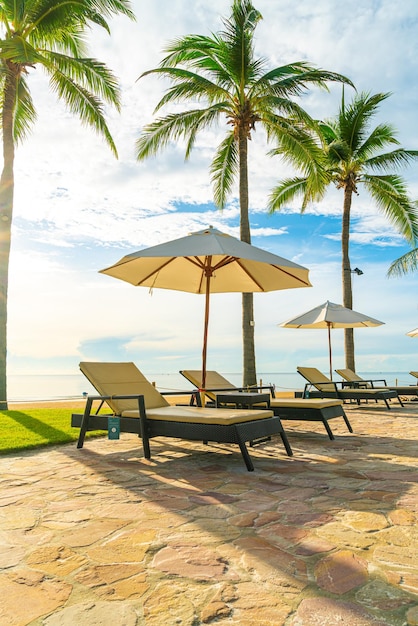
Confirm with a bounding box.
[0,401,418,625]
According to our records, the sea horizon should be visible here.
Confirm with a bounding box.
[6,370,416,403]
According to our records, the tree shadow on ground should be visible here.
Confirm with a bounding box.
[50,402,418,625]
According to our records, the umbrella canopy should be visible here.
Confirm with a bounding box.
[100,226,312,388]
[406,328,418,337]
[279,300,384,379]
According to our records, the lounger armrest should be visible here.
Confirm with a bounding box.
[198,385,274,394]
[341,381,369,389]
[191,385,275,406]
[161,390,197,397]
[160,389,199,406]
[78,393,150,457]
[82,394,147,418]
[302,381,339,396]
[366,379,387,387]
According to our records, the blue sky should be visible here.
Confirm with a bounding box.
[6,0,418,385]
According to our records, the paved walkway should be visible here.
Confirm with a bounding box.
[1,401,418,625]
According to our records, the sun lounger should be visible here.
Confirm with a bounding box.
[335,368,418,398]
[180,369,353,440]
[71,362,292,471]
[297,366,403,409]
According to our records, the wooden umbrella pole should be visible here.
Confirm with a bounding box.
[201,260,212,401]
[327,322,333,380]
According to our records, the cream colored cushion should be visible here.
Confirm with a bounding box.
[270,398,343,409]
[122,405,274,425]
[80,361,169,414]
[181,370,236,401]
[297,367,337,392]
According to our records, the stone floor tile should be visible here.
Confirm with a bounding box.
[0,402,417,624]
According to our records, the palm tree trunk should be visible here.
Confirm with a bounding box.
[342,186,355,372]
[238,128,256,386]
[0,69,17,409]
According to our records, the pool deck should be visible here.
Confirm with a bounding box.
[1,400,417,625]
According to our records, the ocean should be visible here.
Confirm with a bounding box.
[6,371,415,402]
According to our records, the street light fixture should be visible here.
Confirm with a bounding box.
[351,267,364,276]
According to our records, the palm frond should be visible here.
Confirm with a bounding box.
[257,98,315,128]
[210,132,238,208]
[339,91,390,151]
[43,51,121,107]
[268,177,309,213]
[254,65,353,99]
[269,123,327,182]
[139,67,230,111]
[136,107,223,160]
[221,0,262,86]
[159,35,220,68]
[0,36,43,64]
[356,123,399,160]
[365,148,418,172]
[363,174,418,243]
[183,104,226,159]
[158,34,238,90]
[13,75,37,143]
[387,248,418,277]
[48,70,118,156]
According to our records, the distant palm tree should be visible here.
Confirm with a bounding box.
[388,247,418,276]
[0,0,135,409]
[135,0,351,386]
[268,91,418,371]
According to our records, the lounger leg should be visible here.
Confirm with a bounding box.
[237,440,254,471]
[138,396,151,460]
[322,419,335,440]
[397,396,404,407]
[343,415,353,433]
[279,431,293,457]
[77,397,93,449]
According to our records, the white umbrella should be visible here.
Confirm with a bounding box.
[279,300,384,379]
[100,226,312,388]
[406,328,418,337]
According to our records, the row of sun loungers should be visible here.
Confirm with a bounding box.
[72,362,415,471]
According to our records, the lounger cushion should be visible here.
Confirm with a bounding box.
[80,361,169,412]
[338,388,395,397]
[270,398,343,409]
[122,406,274,425]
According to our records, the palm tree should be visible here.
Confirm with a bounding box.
[268,91,418,371]
[135,0,352,386]
[388,247,418,276]
[0,0,135,409]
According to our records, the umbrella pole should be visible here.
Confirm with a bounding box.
[201,271,211,404]
[327,322,332,380]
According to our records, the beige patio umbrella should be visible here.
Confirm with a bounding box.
[406,328,418,337]
[279,300,384,379]
[100,226,311,389]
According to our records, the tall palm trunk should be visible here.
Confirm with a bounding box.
[342,186,355,371]
[0,68,17,410]
[238,128,256,386]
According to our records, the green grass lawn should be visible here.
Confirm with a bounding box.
[0,408,106,454]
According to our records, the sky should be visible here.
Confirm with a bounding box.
[6,0,418,388]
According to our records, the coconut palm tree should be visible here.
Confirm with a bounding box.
[268,91,418,371]
[0,0,135,409]
[135,0,352,386]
